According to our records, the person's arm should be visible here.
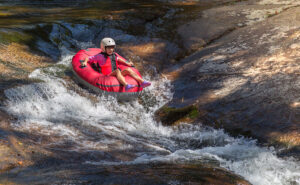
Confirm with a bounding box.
[81,57,89,67]
[118,57,134,66]
[81,54,98,67]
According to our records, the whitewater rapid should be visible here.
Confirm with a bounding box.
[2,50,300,185]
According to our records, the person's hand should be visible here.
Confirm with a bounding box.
[127,61,134,66]
[81,61,87,67]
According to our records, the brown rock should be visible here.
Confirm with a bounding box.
[164,5,300,152]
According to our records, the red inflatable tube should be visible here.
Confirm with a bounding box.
[72,48,143,100]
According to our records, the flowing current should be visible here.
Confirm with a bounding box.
[2,42,300,185]
[0,0,299,180]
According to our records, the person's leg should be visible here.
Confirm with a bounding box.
[121,68,144,83]
[109,69,135,91]
[109,69,127,86]
[122,68,151,88]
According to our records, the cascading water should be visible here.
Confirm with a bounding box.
[0,1,299,183]
[2,40,300,184]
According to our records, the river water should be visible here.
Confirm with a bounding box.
[1,1,300,184]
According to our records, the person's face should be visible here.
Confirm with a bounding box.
[105,46,115,55]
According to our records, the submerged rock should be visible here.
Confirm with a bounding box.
[0,162,251,185]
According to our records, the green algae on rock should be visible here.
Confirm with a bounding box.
[0,31,33,45]
[155,105,199,125]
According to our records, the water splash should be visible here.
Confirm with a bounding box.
[4,58,300,184]
[2,26,300,185]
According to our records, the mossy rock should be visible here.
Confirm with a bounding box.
[0,31,33,45]
[155,104,199,126]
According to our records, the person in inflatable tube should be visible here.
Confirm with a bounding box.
[81,37,151,91]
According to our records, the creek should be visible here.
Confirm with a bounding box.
[0,1,299,184]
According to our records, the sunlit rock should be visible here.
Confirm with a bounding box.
[165,5,300,150]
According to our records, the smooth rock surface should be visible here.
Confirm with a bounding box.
[164,4,300,150]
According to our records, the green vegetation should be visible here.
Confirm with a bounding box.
[0,31,33,45]
[156,105,199,125]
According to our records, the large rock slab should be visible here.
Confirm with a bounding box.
[162,5,300,150]
[177,0,300,53]
[0,162,251,185]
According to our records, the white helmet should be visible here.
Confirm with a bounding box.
[100,37,116,51]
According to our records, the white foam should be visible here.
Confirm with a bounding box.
[85,124,300,185]
[3,24,300,185]
[4,53,300,185]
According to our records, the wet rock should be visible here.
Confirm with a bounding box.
[155,104,199,125]
[0,111,25,172]
[0,43,54,93]
[0,110,54,173]
[164,4,300,151]
[0,30,33,45]
[119,40,180,74]
[0,162,251,185]
[177,0,300,54]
